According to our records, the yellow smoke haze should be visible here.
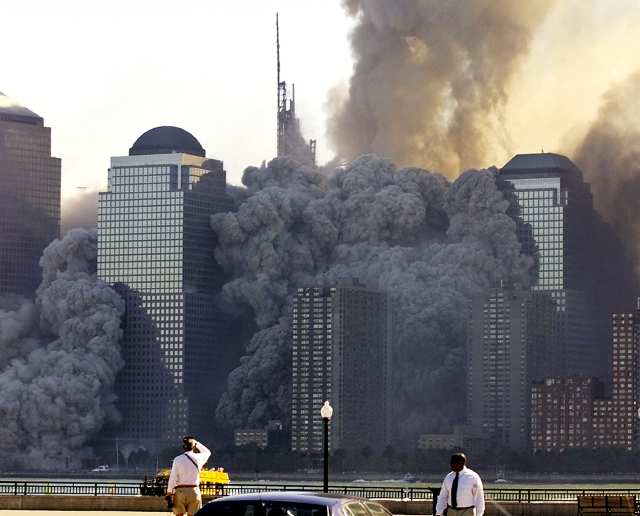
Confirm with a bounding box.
[330,0,640,175]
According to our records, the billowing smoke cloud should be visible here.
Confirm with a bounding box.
[213,156,532,438]
[61,189,99,234]
[575,71,640,274]
[0,228,124,470]
[328,0,558,176]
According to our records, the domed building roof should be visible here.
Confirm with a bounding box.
[0,92,43,125]
[501,153,578,173]
[129,126,205,157]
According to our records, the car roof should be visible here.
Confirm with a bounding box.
[206,492,367,506]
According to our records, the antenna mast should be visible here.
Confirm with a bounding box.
[276,13,282,157]
[277,13,280,103]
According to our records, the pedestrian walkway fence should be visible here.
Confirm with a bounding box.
[2,480,640,503]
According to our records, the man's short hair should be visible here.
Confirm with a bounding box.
[182,436,195,451]
[450,453,467,465]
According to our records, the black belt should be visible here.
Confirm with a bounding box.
[448,506,474,510]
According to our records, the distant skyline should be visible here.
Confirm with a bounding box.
[2,0,354,202]
[3,0,640,207]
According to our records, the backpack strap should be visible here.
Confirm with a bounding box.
[183,453,200,472]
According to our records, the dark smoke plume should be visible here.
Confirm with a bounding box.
[212,156,532,439]
[61,189,99,234]
[575,71,640,276]
[328,0,557,176]
[0,228,124,470]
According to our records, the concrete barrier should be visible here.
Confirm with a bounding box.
[0,495,577,515]
[0,495,168,511]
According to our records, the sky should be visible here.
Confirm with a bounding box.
[1,0,354,203]
[3,0,640,207]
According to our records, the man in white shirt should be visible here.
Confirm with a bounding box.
[166,436,212,516]
[436,453,485,516]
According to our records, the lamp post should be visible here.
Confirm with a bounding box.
[320,401,333,493]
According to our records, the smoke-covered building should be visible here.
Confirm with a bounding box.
[499,153,598,378]
[290,281,391,453]
[276,14,316,166]
[467,287,559,451]
[0,92,60,296]
[97,126,233,447]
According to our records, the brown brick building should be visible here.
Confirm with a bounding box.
[531,376,602,452]
[531,310,639,451]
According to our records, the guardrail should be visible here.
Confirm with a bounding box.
[0,481,141,497]
[2,481,640,503]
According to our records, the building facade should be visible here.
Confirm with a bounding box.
[532,309,639,451]
[499,153,598,378]
[234,429,268,449]
[530,376,603,452]
[592,311,639,450]
[417,426,464,450]
[0,92,60,296]
[290,281,391,453]
[97,126,233,447]
[467,288,558,451]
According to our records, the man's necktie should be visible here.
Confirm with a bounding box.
[451,472,459,509]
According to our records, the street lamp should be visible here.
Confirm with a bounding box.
[320,401,333,493]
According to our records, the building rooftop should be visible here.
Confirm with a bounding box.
[129,126,205,157]
[501,152,579,174]
[0,92,44,125]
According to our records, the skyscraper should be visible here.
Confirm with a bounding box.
[97,126,233,446]
[467,287,559,450]
[592,310,639,450]
[0,92,60,296]
[290,280,391,453]
[499,153,597,377]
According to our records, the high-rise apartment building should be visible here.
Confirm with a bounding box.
[290,281,391,453]
[0,92,60,296]
[499,153,597,377]
[531,309,639,451]
[592,311,639,450]
[530,376,603,452]
[97,126,233,446]
[467,288,558,451]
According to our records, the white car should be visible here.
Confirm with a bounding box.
[91,464,111,472]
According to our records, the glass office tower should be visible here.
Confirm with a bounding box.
[499,153,596,376]
[97,126,233,446]
[0,92,60,296]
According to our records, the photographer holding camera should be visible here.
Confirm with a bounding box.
[166,436,211,516]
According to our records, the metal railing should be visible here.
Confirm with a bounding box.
[485,488,640,503]
[2,480,640,503]
[214,484,432,500]
[0,480,142,497]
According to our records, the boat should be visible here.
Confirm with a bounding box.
[141,466,230,496]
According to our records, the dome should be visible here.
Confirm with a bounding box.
[0,91,43,125]
[129,126,205,157]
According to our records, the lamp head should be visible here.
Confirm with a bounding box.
[320,400,333,420]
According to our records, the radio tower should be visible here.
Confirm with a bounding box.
[276,13,317,166]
